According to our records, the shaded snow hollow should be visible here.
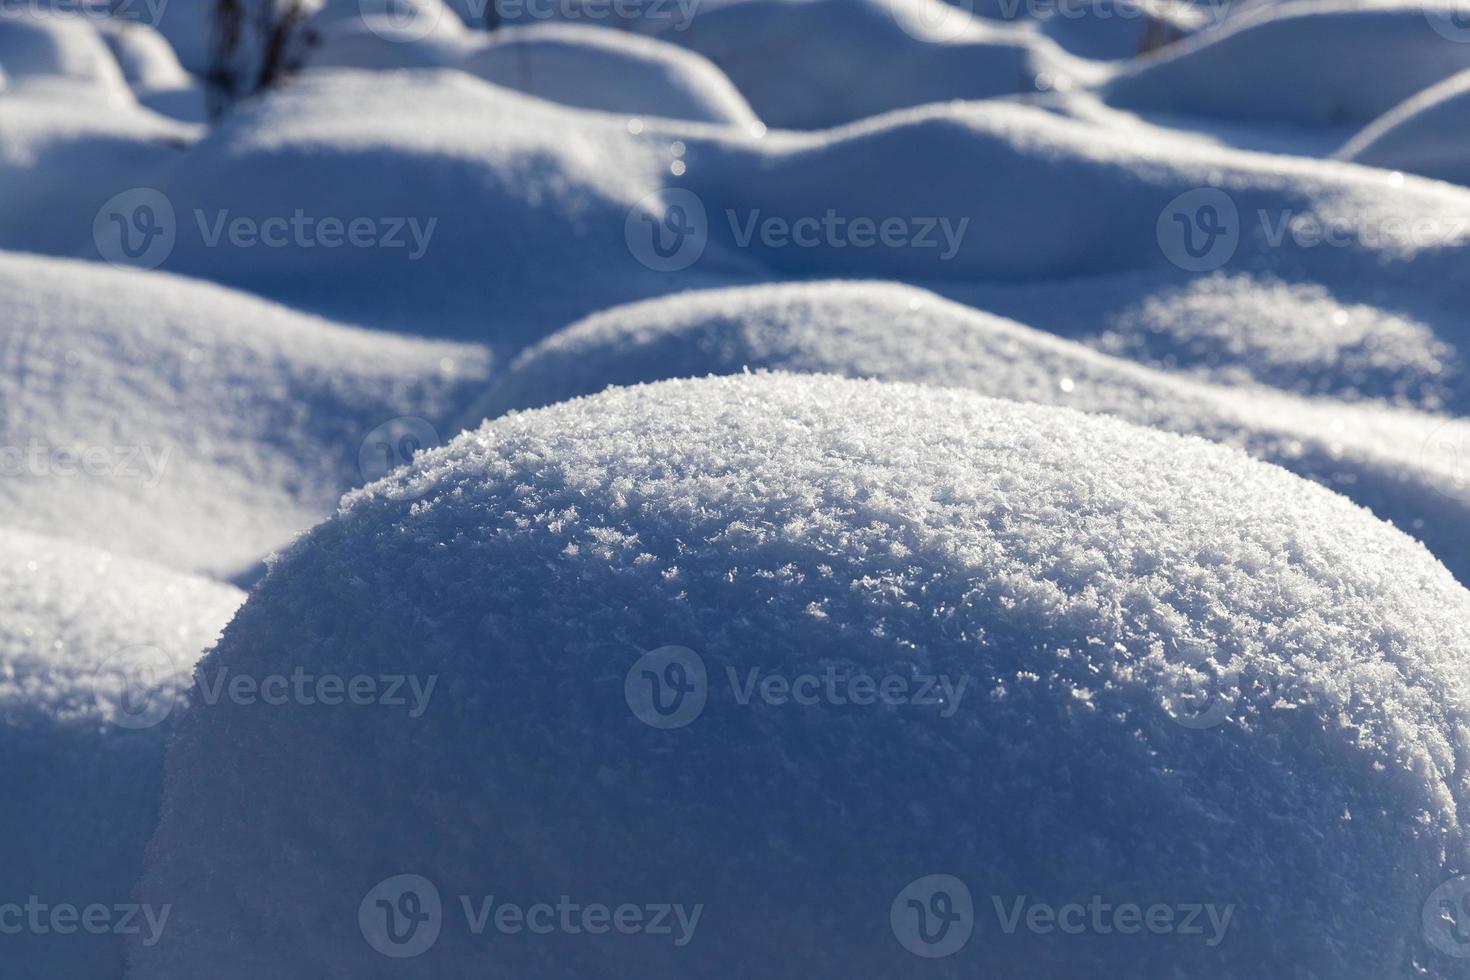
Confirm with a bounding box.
[140,374,1470,979]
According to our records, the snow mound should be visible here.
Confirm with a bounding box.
[661,0,1045,129]
[0,81,196,256]
[1338,70,1470,187]
[0,252,492,580]
[139,373,1470,978]
[0,525,242,980]
[43,68,1470,391]
[306,20,758,125]
[460,24,759,125]
[0,14,132,98]
[102,68,746,347]
[477,280,1470,583]
[1105,1,1470,126]
[1032,0,1208,60]
[95,20,209,122]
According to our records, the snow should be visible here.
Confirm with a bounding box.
[305,20,760,125]
[0,251,492,580]
[475,280,1470,584]
[2,2,1470,975]
[0,525,241,980]
[656,0,1047,129]
[94,20,209,121]
[0,14,132,98]
[137,373,1470,979]
[77,69,745,347]
[16,67,1458,382]
[1338,70,1470,187]
[1105,1,1470,126]
[0,77,197,257]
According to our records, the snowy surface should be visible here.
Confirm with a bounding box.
[477,281,1470,582]
[1339,70,1470,187]
[0,251,491,580]
[0,526,241,979]
[3,1,1470,975]
[139,374,1470,979]
[307,20,760,125]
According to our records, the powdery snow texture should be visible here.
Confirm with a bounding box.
[139,374,1470,979]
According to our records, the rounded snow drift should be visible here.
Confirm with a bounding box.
[139,374,1470,979]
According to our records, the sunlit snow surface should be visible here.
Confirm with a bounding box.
[3,1,1470,977]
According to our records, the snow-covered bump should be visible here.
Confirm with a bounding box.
[461,24,758,126]
[0,252,492,579]
[0,527,242,978]
[138,373,1470,978]
[473,281,1470,584]
[0,15,132,99]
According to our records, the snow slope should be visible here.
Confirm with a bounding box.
[0,251,492,580]
[658,0,1050,129]
[88,69,749,348]
[0,79,196,257]
[1105,1,1470,126]
[0,526,242,980]
[138,374,1470,979]
[95,20,209,121]
[306,18,760,126]
[473,281,1470,583]
[1338,70,1470,187]
[60,71,1470,394]
[0,15,131,96]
